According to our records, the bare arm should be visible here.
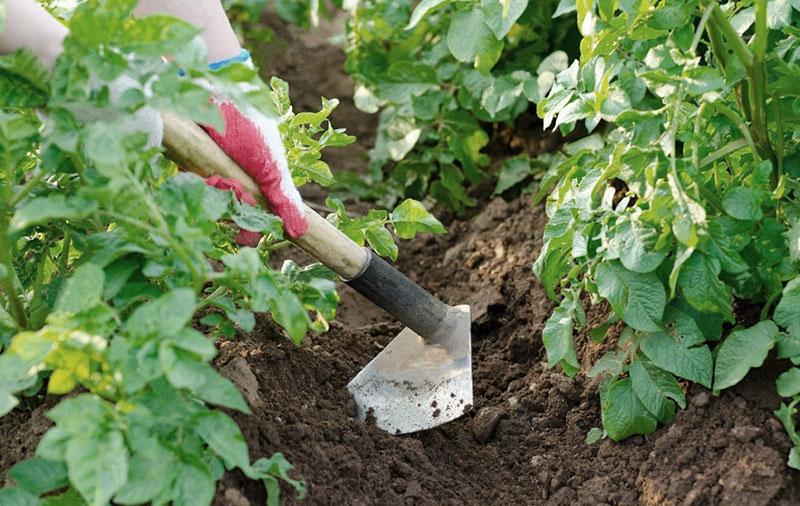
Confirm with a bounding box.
[0,0,67,69]
[134,0,242,62]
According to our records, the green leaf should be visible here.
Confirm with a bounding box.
[231,202,283,238]
[447,8,503,73]
[588,350,627,377]
[125,289,196,339]
[0,388,19,416]
[11,195,98,233]
[56,263,105,314]
[391,199,446,239]
[714,321,778,392]
[406,0,452,29]
[585,427,605,444]
[195,411,250,470]
[616,220,666,273]
[595,262,666,332]
[481,0,529,38]
[0,50,49,109]
[629,359,684,423]
[777,368,800,398]
[640,332,713,387]
[677,252,733,321]
[601,378,658,441]
[172,460,215,506]
[9,458,68,495]
[722,187,763,221]
[114,442,176,505]
[161,348,251,413]
[66,430,129,506]
[775,277,800,329]
[542,290,583,376]
[365,226,398,261]
[648,5,691,30]
[493,156,532,196]
[0,488,39,506]
[789,447,800,470]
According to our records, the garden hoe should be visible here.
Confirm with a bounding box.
[160,113,473,435]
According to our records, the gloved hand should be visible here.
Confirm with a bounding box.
[201,50,308,240]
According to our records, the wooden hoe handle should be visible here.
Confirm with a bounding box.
[160,112,451,338]
[160,112,369,280]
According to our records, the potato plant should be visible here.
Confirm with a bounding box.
[340,0,579,212]
[0,1,444,504]
[535,0,800,465]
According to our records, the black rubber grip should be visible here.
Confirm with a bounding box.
[346,250,449,339]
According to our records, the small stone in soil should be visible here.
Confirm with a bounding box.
[690,391,711,407]
[472,406,504,443]
[731,425,763,443]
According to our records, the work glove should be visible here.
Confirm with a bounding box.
[201,49,308,241]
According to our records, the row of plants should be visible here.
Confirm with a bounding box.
[533,0,800,465]
[309,0,800,470]
[0,0,444,504]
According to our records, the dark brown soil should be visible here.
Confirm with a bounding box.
[2,12,800,506]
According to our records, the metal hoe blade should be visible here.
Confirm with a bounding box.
[347,305,472,434]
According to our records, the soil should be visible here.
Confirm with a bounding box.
[2,12,800,506]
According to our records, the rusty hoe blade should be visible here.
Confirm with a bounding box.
[346,252,473,434]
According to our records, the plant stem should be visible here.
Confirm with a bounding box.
[708,4,754,70]
[0,227,27,329]
[59,230,71,273]
[9,170,46,207]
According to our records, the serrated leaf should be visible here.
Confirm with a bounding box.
[714,321,778,392]
[640,332,713,387]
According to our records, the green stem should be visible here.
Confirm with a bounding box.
[59,230,71,273]
[0,227,26,329]
[9,170,46,207]
[705,102,760,161]
[772,92,785,182]
[708,4,754,70]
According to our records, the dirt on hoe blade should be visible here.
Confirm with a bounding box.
[2,14,800,506]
